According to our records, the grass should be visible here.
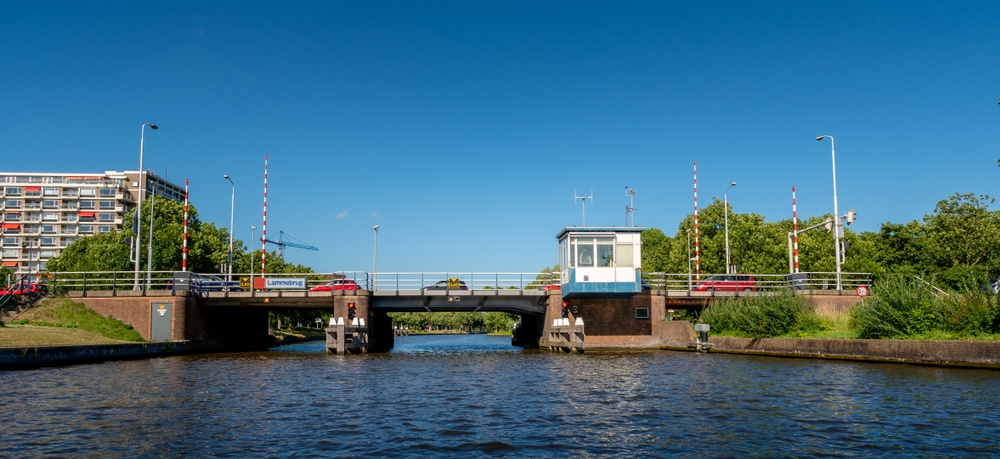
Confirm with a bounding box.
[1,297,144,346]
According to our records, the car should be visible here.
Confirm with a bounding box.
[192,274,241,292]
[0,282,48,296]
[543,284,561,291]
[310,279,360,292]
[693,274,757,292]
[421,279,469,292]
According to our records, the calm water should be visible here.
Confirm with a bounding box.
[3,335,1000,458]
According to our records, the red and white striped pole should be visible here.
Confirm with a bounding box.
[261,155,268,277]
[792,186,799,273]
[693,162,700,277]
[182,178,189,272]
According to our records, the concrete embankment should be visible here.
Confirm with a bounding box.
[0,342,194,370]
[704,337,1000,369]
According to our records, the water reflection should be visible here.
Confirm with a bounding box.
[2,335,999,458]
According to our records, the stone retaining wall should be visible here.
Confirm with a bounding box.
[0,342,193,369]
[709,337,1000,369]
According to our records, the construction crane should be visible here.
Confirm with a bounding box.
[262,231,318,256]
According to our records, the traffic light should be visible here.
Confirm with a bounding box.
[561,300,569,318]
[347,302,356,321]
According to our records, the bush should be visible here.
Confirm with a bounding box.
[699,291,809,338]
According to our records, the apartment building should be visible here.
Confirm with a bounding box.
[1,170,185,279]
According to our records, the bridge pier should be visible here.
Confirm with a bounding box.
[325,318,369,354]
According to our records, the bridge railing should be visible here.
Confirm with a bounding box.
[641,271,872,293]
[370,272,560,291]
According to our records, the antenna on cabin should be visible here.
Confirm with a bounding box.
[625,186,636,226]
[574,189,593,226]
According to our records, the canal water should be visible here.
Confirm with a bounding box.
[3,334,1000,458]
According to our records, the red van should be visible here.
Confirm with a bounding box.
[693,275,757,292]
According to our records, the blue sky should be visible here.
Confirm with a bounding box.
[3,1,999,274]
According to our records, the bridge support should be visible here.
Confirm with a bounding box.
[325,317,369,354]
[547,318,585,353]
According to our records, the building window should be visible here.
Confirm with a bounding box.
[616,244,634,267]
[61,225,77,235]
[635,307,650,319]
[597,237,614,267]
[42,200,58,209]
[98,213,114,222]
[97,225,113,233]
[99,200,115,209]
[3,236,18,245]
[79,215,95,223]
[40,249,56,258]
[5,187,21,196]
[5,199,20,209]
[62,188,79,197]
[40,237,56,246]
[100,188,117,197]
[79,200,95,209]
[80,188,96,197]
[78,225,94,233]
[43,187,59,196]
[42,212,58,221]
[1,248,17,258]
[4,213,20,222]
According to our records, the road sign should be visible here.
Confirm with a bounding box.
[856,286,869,297]
[239,277,251,289]
[447,277,461,289]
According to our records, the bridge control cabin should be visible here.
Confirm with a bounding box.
[557,226,644,298]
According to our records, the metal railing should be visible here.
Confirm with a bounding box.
[45,271,563,295]
[641,271,872,294]
[370,272,561,291]
[45,270,870,296]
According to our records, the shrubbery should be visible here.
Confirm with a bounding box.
[698,291,823,338]
[851,275,1000,339]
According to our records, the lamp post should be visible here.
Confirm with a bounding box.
[372,225,379,290]
[686,229,692,290]
[146,184,156,288]
[250,225,256,293]
[816,135,842,292]
[724,181,737,274]
[224,175,235,286]
[134,123,158,289]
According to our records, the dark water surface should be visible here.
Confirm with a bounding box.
[3,334,1000,458]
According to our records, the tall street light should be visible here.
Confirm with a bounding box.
[372,225,379,290]
[134,123,157,290]
[724,181,737,274]
[816,135,842,292]
[686,229,692,290]
[250,225,256,293]
[224,175,235,286]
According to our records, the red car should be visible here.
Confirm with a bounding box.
[0,283,48,296]
[693,275,757,292]
[310,279,359,292]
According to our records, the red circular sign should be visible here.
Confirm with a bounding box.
[856,286,870,297]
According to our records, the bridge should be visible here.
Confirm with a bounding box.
[36,270,871,353]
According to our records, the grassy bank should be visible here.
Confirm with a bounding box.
[1,297,144,347]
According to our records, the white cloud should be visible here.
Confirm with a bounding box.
[336,210,349,219]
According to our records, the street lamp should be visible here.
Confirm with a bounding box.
[816,135,843,292]
[250,225,256,293]
[724,181,737,274]
[134,123,157,289]
[372,225,379,290]
[224,175,235,286]
[686,229,692,290]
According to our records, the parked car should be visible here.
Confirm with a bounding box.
[192,274,241,292]
[693,274,757,292]
[310,279,360,292]
[422,279,469,292]
[0,283,48,296]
